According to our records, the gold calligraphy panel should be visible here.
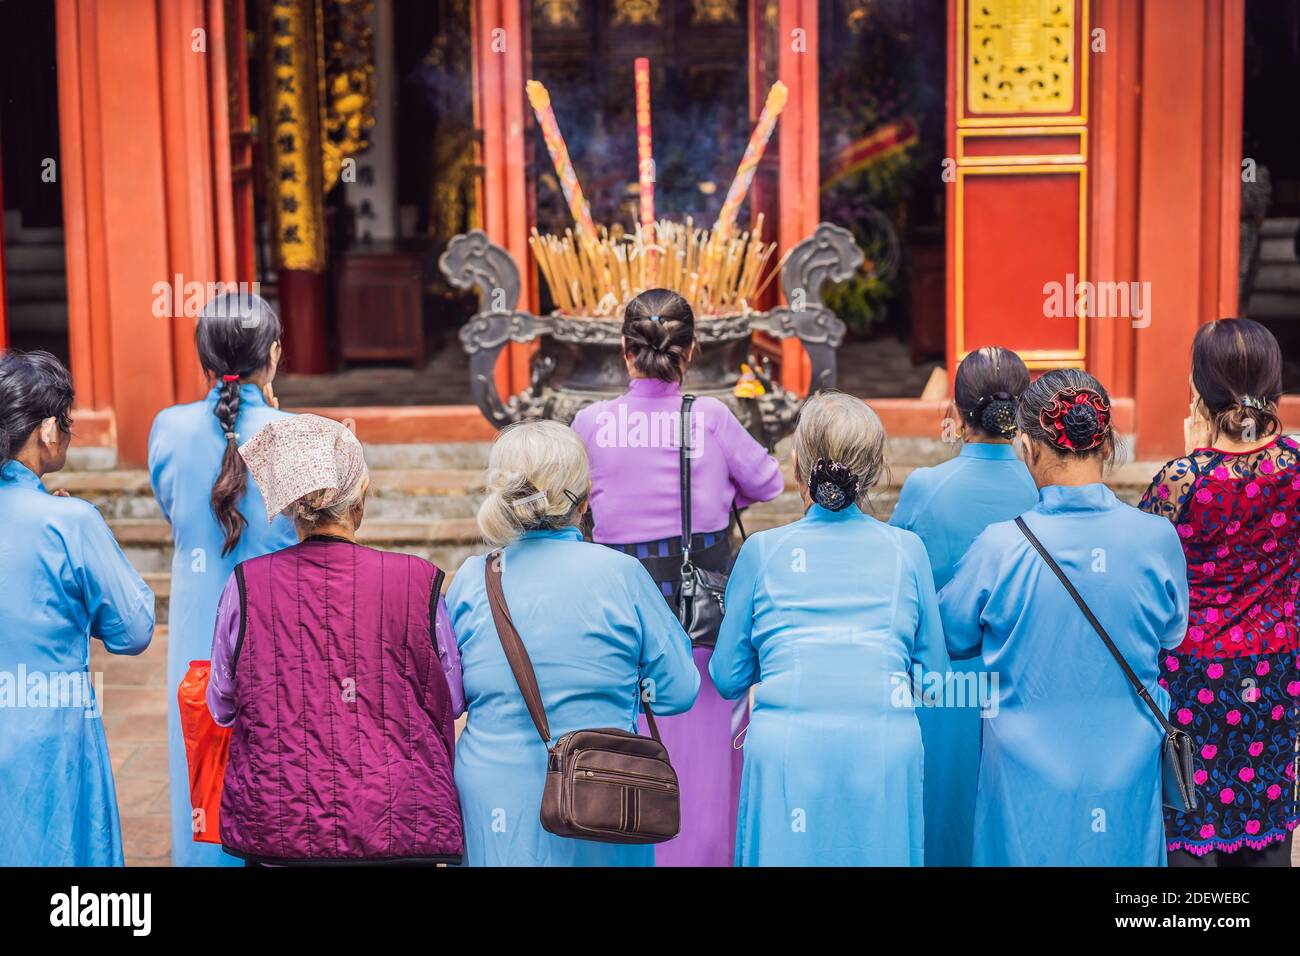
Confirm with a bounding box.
[967,0,1075,115]
[264,0,326,272]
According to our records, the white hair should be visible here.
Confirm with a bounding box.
[477,420,590,547]
[792,390,887,507]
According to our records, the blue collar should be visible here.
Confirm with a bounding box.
[804,502,869,522]
[206,383,268,409]
[518,526,584,542]
[0,460,46,491]
[1037,483,1117,513]
[959,441,1020,461]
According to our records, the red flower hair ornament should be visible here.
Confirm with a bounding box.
[1039,386,1111,452]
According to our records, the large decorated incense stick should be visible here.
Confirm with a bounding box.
[634,58,655,245]
[713,81,789,238]
[525,79,598,240]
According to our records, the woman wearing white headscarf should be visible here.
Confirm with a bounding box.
[205,414,465,865]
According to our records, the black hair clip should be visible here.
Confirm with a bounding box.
[809,458,859,512]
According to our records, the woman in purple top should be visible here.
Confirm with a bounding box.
[572,288,784,866]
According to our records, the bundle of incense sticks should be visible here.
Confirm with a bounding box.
[529,215,778,318]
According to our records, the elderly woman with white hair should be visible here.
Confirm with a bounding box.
[447,420,700,866]
[205,414,465,865]
[710,391,949,866]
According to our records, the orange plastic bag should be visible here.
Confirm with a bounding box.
[177,660,232,845]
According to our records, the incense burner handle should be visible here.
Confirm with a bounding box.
[440,230,553,427]
[752,222,863,393]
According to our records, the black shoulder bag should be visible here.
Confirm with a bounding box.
[677,394,745,648]
[1014,516,1199,812]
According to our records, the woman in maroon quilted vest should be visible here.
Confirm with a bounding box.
[205,414,465,865]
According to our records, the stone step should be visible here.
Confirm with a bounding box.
[1246,291,1300,320]
[46,468,488,521]
[4,269,68,302]
[1260,216,1300,238]
[3,244,66,272]
[1260,235,1299,263]
[1254,260,1300,291]
[5,300,66,332]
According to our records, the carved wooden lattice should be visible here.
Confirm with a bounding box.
[967,0,1075,114]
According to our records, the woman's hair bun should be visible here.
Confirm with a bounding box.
[1061,402,1100,450]
[809,458,860,512]
[975,393,1018,440]
[621,288,695,383]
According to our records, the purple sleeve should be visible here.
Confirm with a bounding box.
[711,402,785,508]
[434,594,465,717]
[206,574,241,727]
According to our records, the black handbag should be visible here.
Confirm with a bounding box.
[676,394,746,649]
[1014,516,1199,813]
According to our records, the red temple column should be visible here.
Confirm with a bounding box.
[777,0,819,394]
[1131,0,1243,458]
[473,0,533,401]
[55,0,237,465]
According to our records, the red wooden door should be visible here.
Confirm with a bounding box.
[946,0,1091,374]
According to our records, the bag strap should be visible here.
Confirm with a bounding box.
[1013,517,1179,737]
[485,551,661,745]
[679,394,695,563]
[485,552,551,744]
[680,394,747,551]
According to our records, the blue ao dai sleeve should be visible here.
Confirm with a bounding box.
[938,528,997,662]
[146,415,174,525]
[76,506,155,655]
[628,562,700,716]
[901,531,949,679]
[709,534,762,699]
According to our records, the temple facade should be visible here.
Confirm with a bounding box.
[0,0,1295,467]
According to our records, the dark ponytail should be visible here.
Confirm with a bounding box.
[953,346,1031,439]
[621,288,696,382]
[195,291,282,555]
[0,350,75,474]
[1191,318,1283,445]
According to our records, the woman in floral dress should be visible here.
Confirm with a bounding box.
[1140,318,1298,866]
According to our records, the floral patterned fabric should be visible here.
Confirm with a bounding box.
[1139,436,1300,856]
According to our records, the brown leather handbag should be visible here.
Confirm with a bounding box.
[486,552,681,844]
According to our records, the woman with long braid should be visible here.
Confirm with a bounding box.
[147,292,294,866]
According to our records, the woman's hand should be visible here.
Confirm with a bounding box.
[1184,399,1211,454]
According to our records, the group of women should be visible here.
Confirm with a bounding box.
[0,286,1295,868]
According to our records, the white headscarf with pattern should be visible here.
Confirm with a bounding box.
[239,414,368,522]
